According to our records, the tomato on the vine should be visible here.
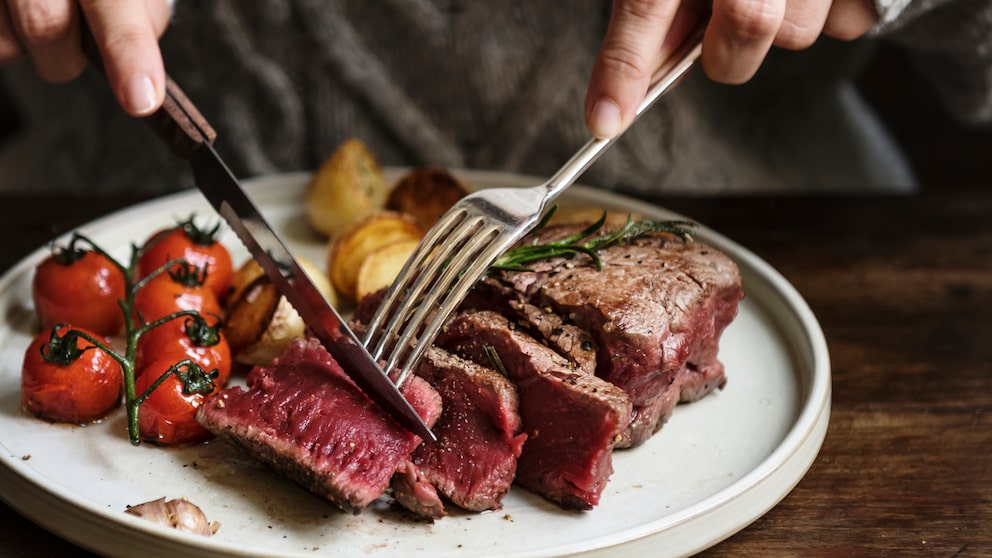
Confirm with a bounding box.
[136,314,232,386]
[135,358,218,446]
[137,217,233,302]
[32,245,125,336]
[21,325,122,424]
[133,263,222,329]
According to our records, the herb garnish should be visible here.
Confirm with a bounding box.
[490,208,695,272]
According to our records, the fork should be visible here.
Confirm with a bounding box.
[364,29,705,387]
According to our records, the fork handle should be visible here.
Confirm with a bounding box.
[81,26,216,160]
[543,23,706,201]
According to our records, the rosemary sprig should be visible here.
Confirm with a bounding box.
[490,209,695,272]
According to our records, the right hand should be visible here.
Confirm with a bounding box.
[0,0,171,116]
[584,0,878,138]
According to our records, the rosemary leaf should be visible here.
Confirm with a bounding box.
[490,211,694,273]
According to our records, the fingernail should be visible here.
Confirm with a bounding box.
[589,100,623,139]
[123,75,158,116]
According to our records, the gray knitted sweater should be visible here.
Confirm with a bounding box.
[1,0,990,196]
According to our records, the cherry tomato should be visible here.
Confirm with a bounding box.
[135,358,218,445]
[137,217,233,302]
[133,263,222,331]
[136,314,232,386]
[21,325,122,423]
[32,245,125,336]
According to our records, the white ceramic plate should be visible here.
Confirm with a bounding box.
[0,171,830,558]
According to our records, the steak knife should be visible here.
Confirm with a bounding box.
[83,45,433,441]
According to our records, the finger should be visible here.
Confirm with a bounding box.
[0,2,25,63]
[702,0,787,83]
[822,0,876,40]
[774,0,832,49]
[80,0,169,116]
[6,0,86,82]
[585,0,679,138]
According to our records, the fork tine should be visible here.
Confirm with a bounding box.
[390,231,520,387]
[383,223,500,372]
[363,208,470,349]
[364,210,486,361]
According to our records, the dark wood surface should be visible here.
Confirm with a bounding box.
[0,190,989,557]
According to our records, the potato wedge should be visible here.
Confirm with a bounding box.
[305,138,390,237]
[223,257,336,366]
[385,167,469,228]
[327,211,424,301]
[355,238,421,302]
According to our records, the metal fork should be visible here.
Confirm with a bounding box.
[364,30,704,386]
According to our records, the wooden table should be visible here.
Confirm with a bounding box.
[0,190,989,557]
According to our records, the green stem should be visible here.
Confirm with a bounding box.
[60,224,212,446]
[490,211,695,272]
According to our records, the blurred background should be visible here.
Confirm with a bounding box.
[0,41,989,194]
[856,43,992,192]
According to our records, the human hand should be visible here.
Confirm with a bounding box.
[585,0,878,138]
[0,0,171,116]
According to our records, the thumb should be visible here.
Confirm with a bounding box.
[585,0,678,139]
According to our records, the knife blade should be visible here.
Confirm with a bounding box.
[77,31,433,440]
[147,82,435,442]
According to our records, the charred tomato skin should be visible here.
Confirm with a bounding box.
[136,317,232,387]
[21,326,122,423]
[137,225,233,303]
[32,250,126,336]
[135,358,218,446]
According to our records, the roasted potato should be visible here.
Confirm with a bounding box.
[547,206,640,227]
[384,167,469,228]
[355,238,421,302]
[305,138,390,237]
[223,257,335,366]
[327,211,424,301]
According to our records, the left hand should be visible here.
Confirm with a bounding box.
[584,0,878,138]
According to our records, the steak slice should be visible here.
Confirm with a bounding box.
[195,337,442,514]
[437,311,631,510]
[508,300,599,376]
[392,461,447,520]
[392,347,527,519]
[492,225,743,447]
[462,280,598,376]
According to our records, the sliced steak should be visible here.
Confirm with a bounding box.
[392,461,447,520]
[195,337,442,514]
[437,310,632,510]
[507,300,598,376]
[393,346,527,519]
[462,280,598,375]
[491,226,743,447]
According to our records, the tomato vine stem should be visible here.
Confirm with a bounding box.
[52,228,220,446]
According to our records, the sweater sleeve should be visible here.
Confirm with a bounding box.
[871,0,992,123]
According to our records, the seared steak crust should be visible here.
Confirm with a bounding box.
[491,226,743,446]
[437,311,632,510]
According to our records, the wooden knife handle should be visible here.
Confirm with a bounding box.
[81,26,216,160]
[145,79,217,160]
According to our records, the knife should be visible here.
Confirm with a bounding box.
[83,45,433,441]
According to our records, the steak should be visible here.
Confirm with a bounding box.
[195,337,442,514]
[489,225,743,446]
[436,310,632,510]
[461,281,599,376]
[392,346,527,519]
